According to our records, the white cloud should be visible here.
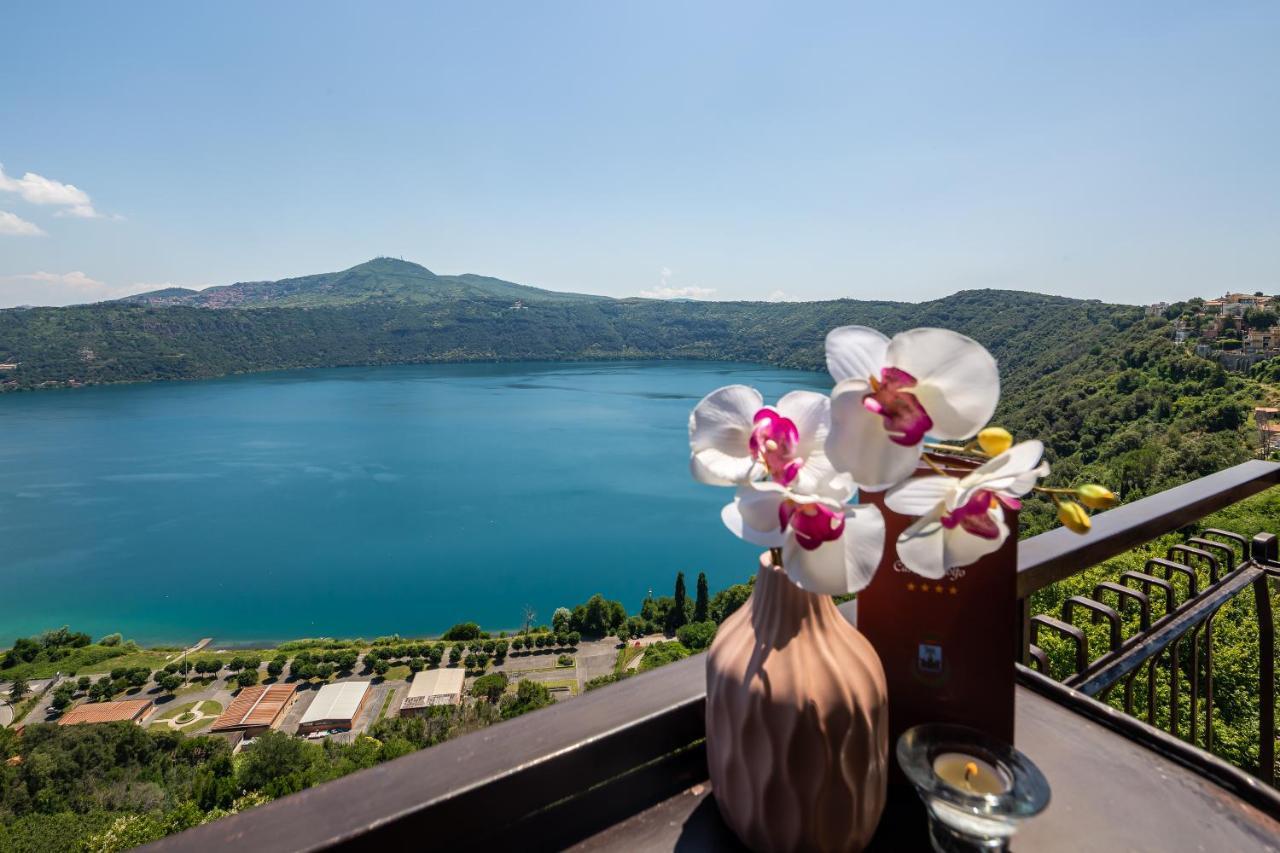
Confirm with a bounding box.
[0,271,158,307]
[640,285,717,299]
[0,163,103,218]
[0,211,45,236]
[640,266,716,299]
[765,290,796,302]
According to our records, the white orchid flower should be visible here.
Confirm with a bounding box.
[688,385,840,494]
[824,326,1000,490]
[721,474,886,595]
[884,441,1049,579]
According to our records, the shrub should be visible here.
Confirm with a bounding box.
[441,622,481,641]
[675,621,717,651]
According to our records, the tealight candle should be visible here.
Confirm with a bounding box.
[898,724,1050,853]
[933,751,1011,796]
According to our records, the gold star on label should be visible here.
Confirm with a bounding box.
[934,584,944,594]
[905,582,915,591]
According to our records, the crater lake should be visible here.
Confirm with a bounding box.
[0,361,829,645]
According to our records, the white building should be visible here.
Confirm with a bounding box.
[297,681,372,734]
[400,668,466,716]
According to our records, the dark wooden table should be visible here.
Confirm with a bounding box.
[571,687,1280,852]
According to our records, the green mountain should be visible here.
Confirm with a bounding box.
[118,257,609,308]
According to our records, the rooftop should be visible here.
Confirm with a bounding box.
[210,684,296,731]
[405,668,465,700]
[57,698,152,726]
[299,681,370,726]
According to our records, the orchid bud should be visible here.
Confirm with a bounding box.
[1076,484,1118,510]
[977,427,1013,456]
[1058,500,1091,534]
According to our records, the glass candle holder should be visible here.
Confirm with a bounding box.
[897,724,1050,852]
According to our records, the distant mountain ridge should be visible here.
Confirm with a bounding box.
[118,257,610,308]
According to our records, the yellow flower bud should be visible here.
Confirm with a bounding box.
[1076,484,1118,510]
[977,427,1013,456]
[1058,500,1091,534]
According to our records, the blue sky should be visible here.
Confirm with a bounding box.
[1,2,1277,307]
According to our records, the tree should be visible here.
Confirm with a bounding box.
[572,594,628,637]
[710,581,753,624]
[76,675,91,693]
[9,678,28,702]
[552,607,572,633]
[408,658,425,673]
[315,662,336,680]
[448,645,463,665]
[160,673,184,692]
[676,620,718,651]
[668,572,689,634]
[500,679,554,720]
[51,683,75,710]
[470,672,509,703]
[567,631,580,648]
[441,622,481,641]
[98,632,122,647]
[372,660,390,676]
[126,668,151,688]
[236,669,259,688]
[694,572,709,623]
[267,657,286,678]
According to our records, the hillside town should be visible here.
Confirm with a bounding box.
[1153,291,1280,370]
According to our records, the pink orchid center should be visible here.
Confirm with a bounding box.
[863,366,933,447]
[749,408,803,485]
[940,489,1005,539]
[779,499,845,551]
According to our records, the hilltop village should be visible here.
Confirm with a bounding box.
[1153,291,1280,370]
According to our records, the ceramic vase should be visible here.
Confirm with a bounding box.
[705,552,889,852]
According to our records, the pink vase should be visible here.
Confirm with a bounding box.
[705,553,889,852]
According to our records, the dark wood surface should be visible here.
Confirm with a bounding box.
[570,687,1280,853]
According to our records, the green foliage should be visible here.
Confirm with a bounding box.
[568,594,627,638]
[440,622,481,641]
[499,679,554,720]
[694,572,710,623]
[668,572,689,634]
[709,578,754,624]
[637,641,691,672]
[675,621,717,651]
[470,672,509,703]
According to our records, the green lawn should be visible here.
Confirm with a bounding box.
[375,690,396,720]
[382,665,410,682]
[149,699,222,732]
[540,679,578,696]
[613,644,644,674]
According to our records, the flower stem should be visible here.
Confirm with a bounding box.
[924,442,990,459]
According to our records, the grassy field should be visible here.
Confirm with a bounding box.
[0,644,179,681]
[540,678,578,696]
[382,665,410,682]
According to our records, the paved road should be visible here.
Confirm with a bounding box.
[0,701,12,728]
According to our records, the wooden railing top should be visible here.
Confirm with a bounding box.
[1017,459,1280,599]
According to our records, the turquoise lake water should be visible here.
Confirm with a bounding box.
[0,361,830,646]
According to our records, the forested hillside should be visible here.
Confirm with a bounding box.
[2,273,1267,526]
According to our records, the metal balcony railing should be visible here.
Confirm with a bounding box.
[1016,460,1278,785]
[145,461,1280,852]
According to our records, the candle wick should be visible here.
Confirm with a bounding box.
[964,761,978,783]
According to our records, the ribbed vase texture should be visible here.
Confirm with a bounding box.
[705,555,888,852]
